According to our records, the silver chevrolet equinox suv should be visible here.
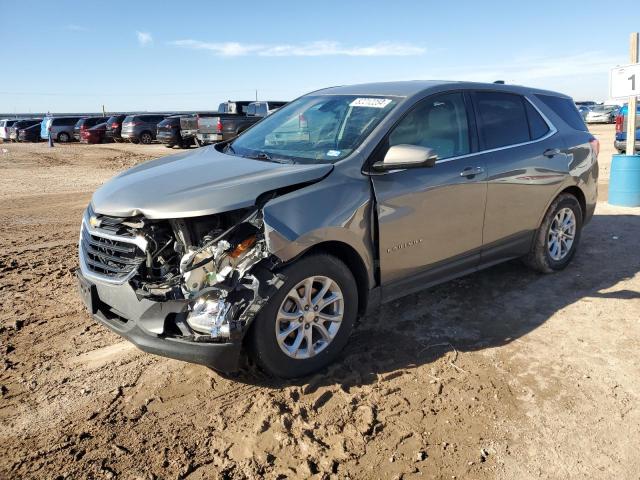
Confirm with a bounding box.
[77,81,599,378]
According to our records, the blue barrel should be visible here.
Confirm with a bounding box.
[609,154,640,207]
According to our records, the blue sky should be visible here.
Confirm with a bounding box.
[0,0,636,113]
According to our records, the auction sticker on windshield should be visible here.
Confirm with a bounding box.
[349,98,393,108]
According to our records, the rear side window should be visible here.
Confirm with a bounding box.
[536,94,588,132]
[524,101,550,139]
[474,92,530,149]
[123,116,135,123]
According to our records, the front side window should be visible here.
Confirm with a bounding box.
[475,92,530,149]
[389,92,470,160]
[229,95,398,163]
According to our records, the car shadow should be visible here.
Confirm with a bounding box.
[226,213,640,390]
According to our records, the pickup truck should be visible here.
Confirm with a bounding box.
[183,101,286,147]
[614,104,640,153]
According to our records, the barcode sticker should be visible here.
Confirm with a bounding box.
[349,98,393,108]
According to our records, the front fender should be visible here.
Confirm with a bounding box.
[262,167,375,286]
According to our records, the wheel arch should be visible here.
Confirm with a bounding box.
[291,241,370,317]
[536,184,587,228]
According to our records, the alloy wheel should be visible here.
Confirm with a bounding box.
[547,207,576,261]
[275,276,344,359]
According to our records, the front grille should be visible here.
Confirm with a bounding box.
[80,222,146,283]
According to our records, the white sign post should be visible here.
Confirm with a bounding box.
[609,63,640,99]
[610,34,639,156]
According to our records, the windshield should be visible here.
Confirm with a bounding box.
[228,94,398,163]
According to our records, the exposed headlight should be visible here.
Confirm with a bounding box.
[187,296,232,338]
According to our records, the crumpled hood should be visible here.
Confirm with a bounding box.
[91,146,333,219]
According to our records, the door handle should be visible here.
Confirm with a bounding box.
[460,166,485,177]
[543,148,561,157]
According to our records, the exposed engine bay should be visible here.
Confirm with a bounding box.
[84,204,285,343]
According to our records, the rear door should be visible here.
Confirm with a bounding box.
[371,91,488,297]
[471,90,569,263]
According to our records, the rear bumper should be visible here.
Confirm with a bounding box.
[76,269,241,372]
[105,130,121,139]
[614,140,640,152]
[196,132,223,144]
[157,132,180,144]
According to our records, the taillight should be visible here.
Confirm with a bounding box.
[590,137,600,158]
[112,123,119,129]
[299,114,308,129]
[615,114,623,133]
[196,116,201,129]
[216,119,223,133]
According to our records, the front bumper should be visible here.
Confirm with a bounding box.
[76,269,242,372]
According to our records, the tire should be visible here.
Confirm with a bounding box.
[58,132,70,142]
[139,132,153,144]
[523,193,583,273]
[248,254,358,378]
[165,144,174,149]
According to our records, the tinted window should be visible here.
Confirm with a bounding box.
[123,116,135,123]
[475,92,530,149]
[525,101,550,140]
[536,94,588,132]
[389,92,470,160]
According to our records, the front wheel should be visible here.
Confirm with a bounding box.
[523,193,583,273]
[248,254,358,378]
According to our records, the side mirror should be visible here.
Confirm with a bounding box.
[372,144,438,171]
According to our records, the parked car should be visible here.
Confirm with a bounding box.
[41,116,85,142]
[194,100,284,146]
[18,123,42,142]
[81,122,109,144]
[104,114,127,142]
[156,115,193,148]
[9,119,42,141]
[77,81,598,378]
[576,105,591,120]
[575,101,597,107]
[74,117,108,141]
[246,101,288,117]
[614,104,640,153]
[120,114,169,144]
[585,105,617,124]
[0,119,20,142]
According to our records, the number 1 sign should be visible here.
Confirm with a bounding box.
[610,63,640,99]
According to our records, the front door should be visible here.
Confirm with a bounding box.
[370,92,487,299]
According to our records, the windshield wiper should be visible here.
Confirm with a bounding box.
[245,151,293,164]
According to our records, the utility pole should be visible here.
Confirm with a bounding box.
[626,33,639,155]
[255,89,258,101]
[102,104,106,117]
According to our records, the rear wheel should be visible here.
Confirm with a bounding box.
[524,193,583,273]
[165,144,174,149]
[248,254,357,378]
[58,132,70,142]
[139,132,153,144]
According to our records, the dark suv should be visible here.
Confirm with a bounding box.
[121,114,168,144]
[78,81,598,378]
[156,115,193,149]
[73,117,109,141]
[104,114,127,142]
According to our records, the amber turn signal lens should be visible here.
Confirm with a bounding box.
[229,236,256,258]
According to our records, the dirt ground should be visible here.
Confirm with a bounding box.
[0,126,638,480]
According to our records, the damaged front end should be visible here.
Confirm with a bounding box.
[79,202,285,351]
